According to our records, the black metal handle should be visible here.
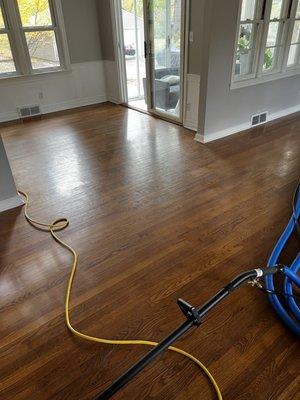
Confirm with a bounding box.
[94,320,193,400]
[93,268,280,400]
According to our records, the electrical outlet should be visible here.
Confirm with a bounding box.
[38,92,44,100]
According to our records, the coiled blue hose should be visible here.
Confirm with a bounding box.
[266,183,300,336]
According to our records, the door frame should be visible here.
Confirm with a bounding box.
[110,0,189,124]
[110,0,127,103]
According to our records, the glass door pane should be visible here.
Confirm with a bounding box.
[148,0,183,120]
[121,0,147,111]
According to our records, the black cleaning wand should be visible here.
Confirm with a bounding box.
[93,266,281,400]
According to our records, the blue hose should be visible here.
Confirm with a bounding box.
[266,183,300,336]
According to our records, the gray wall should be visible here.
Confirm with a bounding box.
[188,0,204,75]
[96,0,203,67]
[194,1,213,133]
[97,0,115,61]
[59,0,300,139]
[61,0,102,63]
[0,137,19,202]
[201,0,300,137]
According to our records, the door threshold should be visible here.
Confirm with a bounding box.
[122,103,183,127]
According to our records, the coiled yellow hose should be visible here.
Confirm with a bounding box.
[18,190,222,399]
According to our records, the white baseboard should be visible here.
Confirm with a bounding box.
[0,194,24,213]
[184,120,198,132]
[0,61,107,123]
[195,103,300,143]
[194,133,205,143]
[0,96,108,123]
[104,60,122,104]
[0,111,20,123]
[268,104,300,121]
[107,96,122,104]
[42,95,107,114]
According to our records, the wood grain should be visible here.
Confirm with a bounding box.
[0,103,299,400]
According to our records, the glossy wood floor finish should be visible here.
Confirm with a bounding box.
[0,103,299,400]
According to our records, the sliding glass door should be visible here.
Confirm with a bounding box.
[120,0,185,122]
[121,0,147,110]
[147,0,183,120]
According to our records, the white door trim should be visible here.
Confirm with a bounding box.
[182,0,190,126]
[110,0,127,103]
[145,0,187,124]
[111,0,190,124]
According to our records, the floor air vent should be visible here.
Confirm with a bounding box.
[251,112,268,126]
[18,105,41,119]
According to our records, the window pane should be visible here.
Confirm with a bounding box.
[235,49,254,75]
[238,23,254,50]
[263,47,277,70]
[0,7,5,29]
[270,0,283,20]
[291,21,300,44]
[241,0,256,20]
[266,22,279,46]
[17,0,52,27]
[287,44,300,65]
[0,34,16,73]
[25,31,60,69]
[296,1,300,18]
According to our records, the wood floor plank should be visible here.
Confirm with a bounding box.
[0,103,299,399]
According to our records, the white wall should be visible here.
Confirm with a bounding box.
[0,137,23,212]
[0,61,107,123]
[0,0,107,124]
[196,0,300,143]
[104,60,122,104]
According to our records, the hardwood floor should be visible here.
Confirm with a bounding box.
[0,103,299,400]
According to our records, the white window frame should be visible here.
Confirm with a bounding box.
[0,0,18,77]
[283,0,300,68]
[0,0,70,80]
[231,0,300,89]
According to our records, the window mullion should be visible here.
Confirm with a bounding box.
[5,0,31,75]
[0,0,69,78]
[258,0,292,75]
[284,0,300,69]
[232,0,300,87]
[275,18,290,72]
[253,0,267,77]
[257,0,272,76]
[23,25,54,32]
[278,0,294,71]
[52,0,70,70]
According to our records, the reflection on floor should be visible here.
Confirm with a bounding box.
[1,103,299,400]
[128,98,147,111]
[128,97,179,118]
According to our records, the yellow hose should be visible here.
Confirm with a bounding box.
[18,190,222,399]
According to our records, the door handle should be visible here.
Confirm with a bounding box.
[144,41,147,58]
[167,36,171,48]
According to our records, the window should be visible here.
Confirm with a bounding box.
[0,0,69,78]
[232,0,300,87]
[0,2,16,75]
[287,0,300,66]
[234,0,261,78]
[262,0,286,72]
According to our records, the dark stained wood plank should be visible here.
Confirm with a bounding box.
[0,103,299,400]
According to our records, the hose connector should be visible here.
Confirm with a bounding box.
[255,265,284,277]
